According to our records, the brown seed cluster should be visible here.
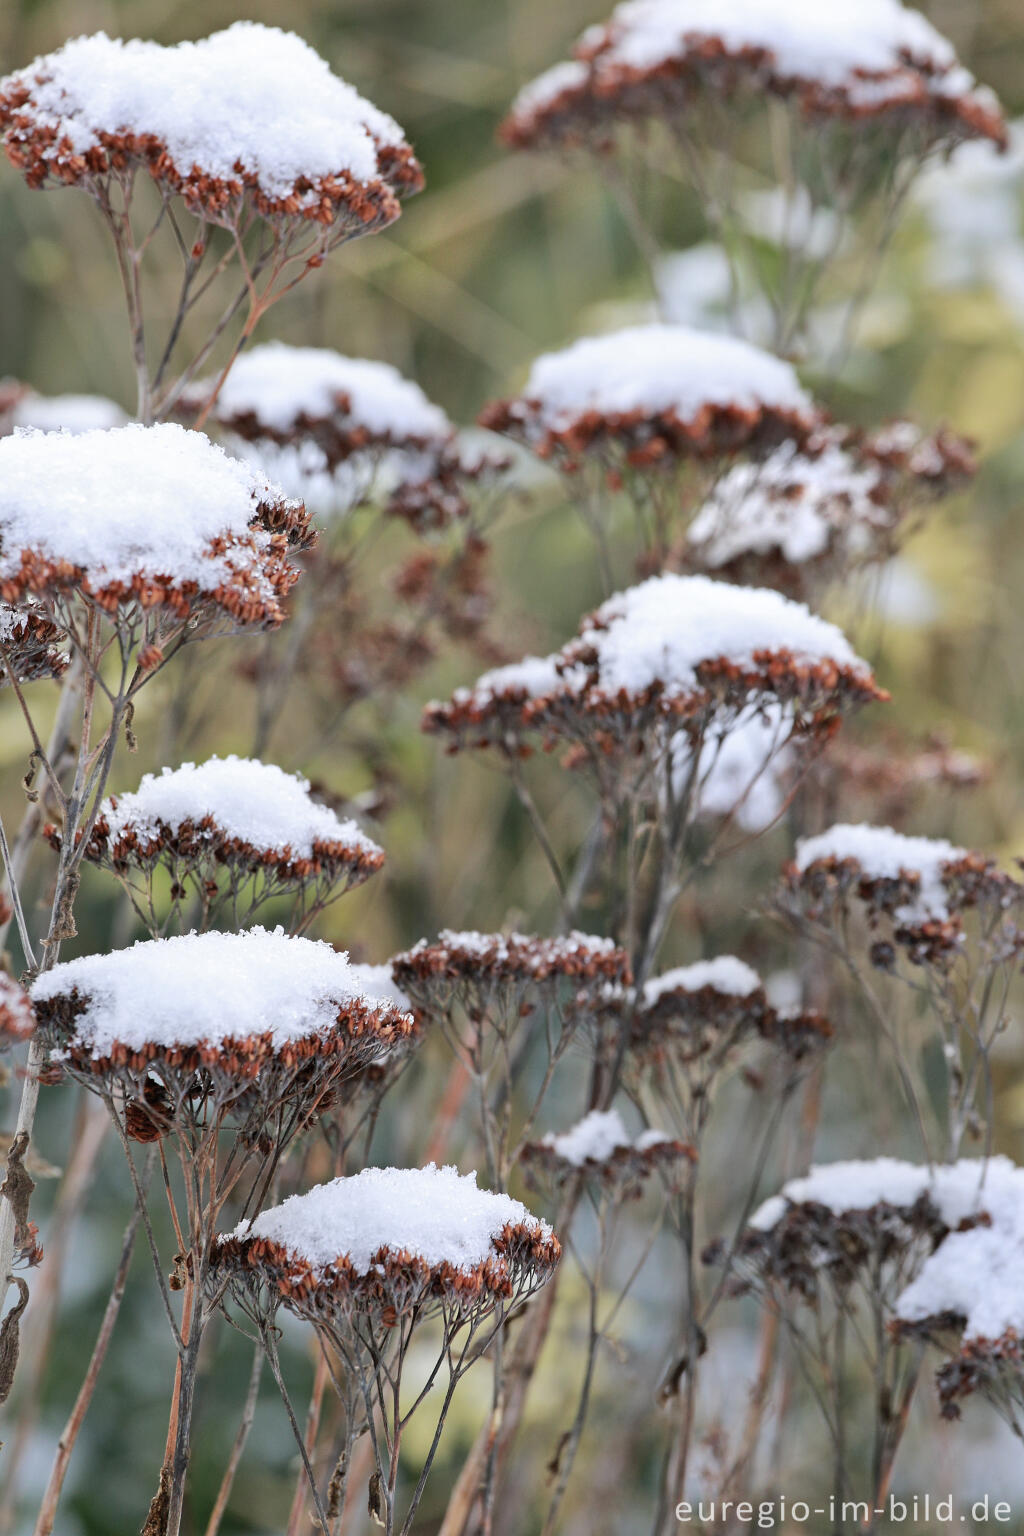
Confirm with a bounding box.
[0,606,68,685]
[500,30,1007,155]
[520,1131,695,1200]
[394,931,631,992]
[683,423,976,600]
[911,1330,1024,1420]
[76,809,384,896]
[33,988,415,1137]
[425,644,886,761]
[625,979,831,1072]
[0,75,422,232]
[212,1218,561,1325]
[722,1193,955,1303]
[0,975,34,1048]
[811,733,989,828]
[780,851,1024,965]
[185,402,510,533]
[386,440,512,534]
[0,494,314,631]
[479,394,819,477]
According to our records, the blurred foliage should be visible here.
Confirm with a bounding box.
[4,0,1024,1532]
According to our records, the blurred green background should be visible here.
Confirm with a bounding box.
[4,1,1024,1532]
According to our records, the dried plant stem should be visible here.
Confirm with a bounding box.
[285,1349,329,1536]
[202,1343,264,1536]
[437,1251,564,1536]
[0,1096,108,1528]
[33,1149,155,1536]
[0,639,135,1314]
[260,1321,331,1534]
[0,806,35,972]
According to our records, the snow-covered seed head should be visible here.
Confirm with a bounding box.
[500,0,1006,155]
[79,756,385,899]
[480,324,819,473]
[781,823,1024,964]
[612,956,832,1080]
[0,25,423,233]
[682,423,975,601]
[521,1107,694,1200]
[424,574,885,759]
[0,424,314,632]
[724,1157,973,1303]
[29,929,417,1138]
[0,603,68,687]
[212,1164,561,1328]
[0,382,127,435]
[392,930,632,1035]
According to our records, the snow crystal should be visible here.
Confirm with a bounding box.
[227,1163,550,1275]
[541,1107,669,1165]
[210,344,450,441]
[794,822,967,921]
[644,956,762,1002]
[521,325,811,427]
[686,444,883,568]
[2,24,408,203]
[0,423,286,591]
[588,0,964,95]
[31,927,405,1058]
[9,393,127,434]
[99,757,381,862]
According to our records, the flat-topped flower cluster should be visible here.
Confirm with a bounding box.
[0,23,423,227]
[501,0,1007,153]
[82,756,384,894]
[213,1163,560,1319]
[0,423,313,628]
[426,573,883,757]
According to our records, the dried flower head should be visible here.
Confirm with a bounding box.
[425,574,884,765]
[780,822,1024,965]
[723,1157,999,1306]
[0,24,422,231]
[480,324,818,474]
[682,423,975,600]
[30,928,415,1141]
[626,955,829,1072]
[810,731,989,829]
[213,1163,560,1327]
[0,424,313,633]
[521,1107,694,1200]
[392,929,631,1033]
[0,602,68,686]
[186,344,450,460]
[0,974,34,1050]
[187,345,513,538]
[890,1157,1024,1421]
[76,757,384,924]
[500,0,1006,155]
